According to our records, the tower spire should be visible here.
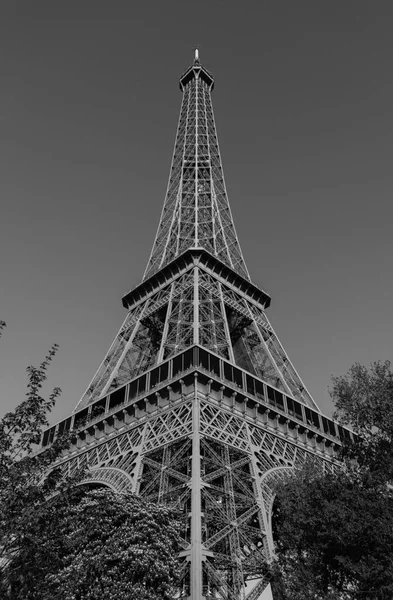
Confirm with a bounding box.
[143,53,250,281]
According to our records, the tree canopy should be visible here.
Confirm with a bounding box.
[0,327,181,599]
[0,342,67,585]
[271,361,393,600]
[6,487,181,600]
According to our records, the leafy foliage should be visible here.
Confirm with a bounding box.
[4,486,181,600]
[1,344,61,460]
[271,361,393,600]
[0,340,74,595]
[272,464,393,600]
[0,327,182,599]
[331,360,393,483]
[46,489,181,600]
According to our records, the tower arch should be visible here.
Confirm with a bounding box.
[78,466,134,494]
[259,466,295,560]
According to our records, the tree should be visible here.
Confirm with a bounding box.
[271,361,393,600]
[271,463,393,600]
[30,488,181,600]
[331,360,393,484]
[0,336,73,597]
[0,326,182,599]
[4,485,181,600]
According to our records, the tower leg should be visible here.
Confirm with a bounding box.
[190,388,203,599]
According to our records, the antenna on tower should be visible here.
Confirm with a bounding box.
[194,48,200,63]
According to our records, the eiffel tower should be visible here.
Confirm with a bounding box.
[42,51,350,599]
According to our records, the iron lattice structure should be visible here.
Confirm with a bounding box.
[42,52,350,600]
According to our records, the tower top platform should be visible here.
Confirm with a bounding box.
[179,49,214,90]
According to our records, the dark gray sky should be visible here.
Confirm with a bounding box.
[1,1,392,424]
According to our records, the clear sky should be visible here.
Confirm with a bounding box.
[0,1,392,425]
